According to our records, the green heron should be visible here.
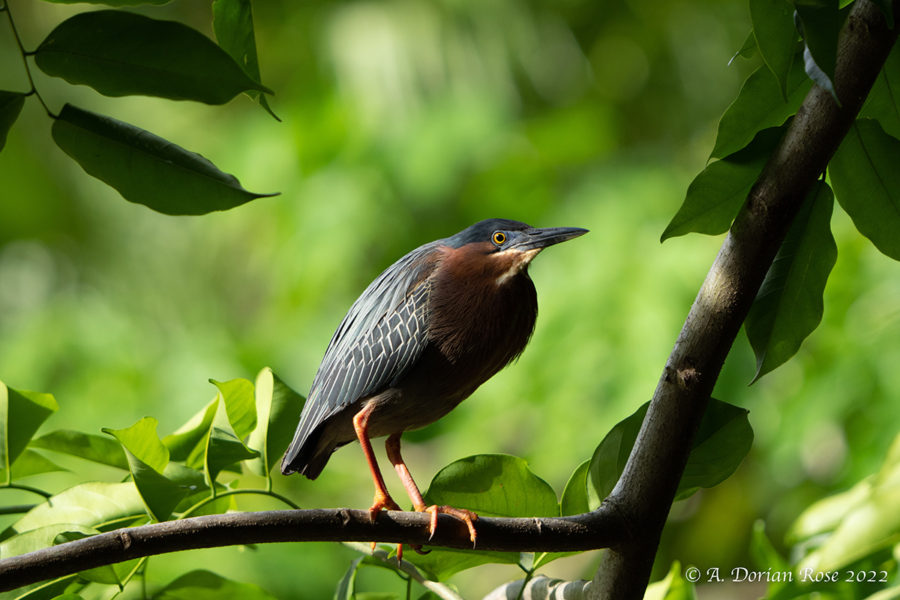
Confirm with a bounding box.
[281,218,587,553]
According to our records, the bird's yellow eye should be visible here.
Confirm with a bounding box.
[492,231,507,246]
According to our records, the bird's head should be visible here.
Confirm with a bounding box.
[444,219,588,284]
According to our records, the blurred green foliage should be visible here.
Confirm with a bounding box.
[2,0,900,598]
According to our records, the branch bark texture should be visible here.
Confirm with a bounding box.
[0,507,625,592]
[589,2,898,598]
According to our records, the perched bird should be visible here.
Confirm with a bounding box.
[281,218,587,551]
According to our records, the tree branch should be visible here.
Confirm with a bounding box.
[0,506,626,592]
[589,1,899,598]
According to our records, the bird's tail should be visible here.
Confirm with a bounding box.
[280,425,332,480]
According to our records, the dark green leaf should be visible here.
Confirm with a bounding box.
[204,402,259,486]
[103,418,189,521]
[153,570,278,600]
[51,104,276,215]
[0,91,27,152]
[424,454,558,518]
[213,0,279,120]
[746,181,836,381]
[560,459,591,516]
[872,0,895,26]
[729,31,758,65]
[35,10,270,104]
[830,119,900,261]
[247,368,305,477]
[211,378,257,441]
[1,381,58,484]
[163,399,217,464]
[12,577,82,600]
[750,0,797,99]
[795,1,842,98]
[859,44,900,140]
[662,126,785,241]
[334,557,363,600]
[405,547,521,581]
[31,429,128,470]
[711,61,809,159]
[590,398,753,501]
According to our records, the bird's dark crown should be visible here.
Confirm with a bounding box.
[443,219,531,249]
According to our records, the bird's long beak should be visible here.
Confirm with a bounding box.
[512,226,589,251]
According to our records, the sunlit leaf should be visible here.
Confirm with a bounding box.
[203,402,259,487]
[30,429,128,470]
[710,62,809,159]
[750,0,797,99]
[644,561,696,600]
[0,523,98,559]
[662,126,785,241]
[560,459,591,516]
[860,44,900,140]
[746,181,836,381]
[211,378,257,441]
[830,119,900,261]
[35,10,270,104]
[590,398,752,502]
[424,454,558,518]
[334,557,363,600]
[103,418,188,521]
[246,368,305,477]
[0,91,26,152]
[10,450,64,479]
[51,104,277,215]
[795,0,842,99]
[213,0,279,120]
[0,381,58,484]
[153,569,278,600]
[163,399,217,464]
[6,482,144,537]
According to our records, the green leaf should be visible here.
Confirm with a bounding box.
[590,398,753,502]
[31,429,129,470]
[729,31,758,64]
[334,557,363,600]
[10,450,65,479]
[1,381,58,484]
[246,368,305,477]
[860,44,900,140]
[560,459,591,516]
[34,10,270,104]
[644,561,696,600]
[746,181,836,381]
[0,91,26,152]
[424,454,559,518]
[211,378,257,440]
[163,399,217,464]
[103,418,189,521]
[711,61,810,159]
[795,0,842,99]
[6,482,145,537]
[750,0,797,99]
[830,119,900,261]
[662,126,785,241]
[41,0,170,4]
[213,0,279,120]
[204,401,259,486]
[0,524,98,558]
[872,0,895,27]
[153,570,278,600]
[405,547,521,581]
[51,104,276,215]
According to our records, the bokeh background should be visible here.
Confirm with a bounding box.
[2,0,899,597]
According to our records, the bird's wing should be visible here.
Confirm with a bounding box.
[281,242,440,474]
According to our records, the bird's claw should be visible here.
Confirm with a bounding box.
[425,505,479,546]
[367,492,402,522]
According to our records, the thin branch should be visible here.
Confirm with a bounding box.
[589,1,899,598]
[0,505,626,593]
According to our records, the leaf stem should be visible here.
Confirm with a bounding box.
[2,0,55,118]
[179,488,300,519]
[1,483,53,499]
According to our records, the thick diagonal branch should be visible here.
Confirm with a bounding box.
[589,2,898,598]
[0,506,625,592]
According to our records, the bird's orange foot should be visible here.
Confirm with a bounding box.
[367,491,402,522]
[425,505,479,546]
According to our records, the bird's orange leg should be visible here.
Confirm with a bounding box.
[352,404,402,520]
[385,433,478,547]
